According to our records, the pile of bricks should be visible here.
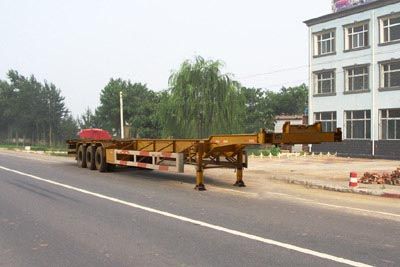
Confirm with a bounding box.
[360,168,400,186]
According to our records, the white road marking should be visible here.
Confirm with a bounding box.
[0,165,372,267]
[211,187,259,197]
[266,192,400,219]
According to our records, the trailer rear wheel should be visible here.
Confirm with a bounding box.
[77,145,87,168]
[95,146,108,172]
[86,145,96,170]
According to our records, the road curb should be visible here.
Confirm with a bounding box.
[381,193,400,199]
[271,177,400,199]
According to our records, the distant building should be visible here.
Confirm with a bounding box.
[305,0,400,159]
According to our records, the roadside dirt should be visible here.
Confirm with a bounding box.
[198,156,399,191]
[246,156,400,182]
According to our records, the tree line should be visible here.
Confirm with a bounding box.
[0,56,308,146]
[0,70,77,147]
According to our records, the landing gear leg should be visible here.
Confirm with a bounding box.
[195,170,206,191]
[194,146,206,191]
[234,150,246,187]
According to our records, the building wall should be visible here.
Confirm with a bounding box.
[308,2,400,158]
[312,140,372,157]
[313,140,400,159]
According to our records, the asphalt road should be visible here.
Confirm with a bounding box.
[0,152,399,267]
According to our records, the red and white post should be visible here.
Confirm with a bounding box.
[349,172,358,188]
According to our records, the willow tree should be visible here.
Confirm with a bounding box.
[161,56,245,138]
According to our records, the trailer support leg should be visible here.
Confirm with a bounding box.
[234,150,246,187]
[194,147,206,191]
[195,170,206,191]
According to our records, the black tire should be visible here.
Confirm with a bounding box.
[77,145,87,168]
[95,146,108,172]
[86,145,96,170]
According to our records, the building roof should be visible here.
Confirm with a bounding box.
[275,115,304,121]
[304,0,400,26]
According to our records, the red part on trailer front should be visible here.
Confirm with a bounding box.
[78,129,112,140]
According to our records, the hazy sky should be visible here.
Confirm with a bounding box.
[0,0,331,116]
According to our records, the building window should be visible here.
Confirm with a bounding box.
[345,23,369,50]
[380,14,400,44]
[314,70,335,94]
[380,109,400,140]
[380,60,400,89]
[314,30,335,56]
[345,66,369,92]
[345,110,371,139]
[315,112,337,132]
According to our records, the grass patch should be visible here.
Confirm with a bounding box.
[246,146,281,157]
[48,151,68,157]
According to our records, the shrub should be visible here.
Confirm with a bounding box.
[270,147,280,156]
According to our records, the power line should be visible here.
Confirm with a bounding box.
[237,48,400,81]
[238,65,307,80]
[250,62,388,89]
[244,79,307,89]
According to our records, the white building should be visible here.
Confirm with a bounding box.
[304,0,400,159]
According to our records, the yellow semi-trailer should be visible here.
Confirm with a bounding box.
[67,122,342,191]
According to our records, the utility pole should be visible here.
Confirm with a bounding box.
[120,91,124,139]
[13,88,20,146]
[49,98,52,147]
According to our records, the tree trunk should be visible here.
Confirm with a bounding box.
[7,126,12,144]
[35,122,39,145]
[49,125,52,147]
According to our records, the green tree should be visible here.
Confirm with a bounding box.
[43,81,67,146]
[78,108,102,129]
[269,84,308,116]
[161,56,245,138]
[94,79,122,134]
[59,114,79,142]
[241,87,275,132]
[0,70,74,146]
[0,80,14,140]
[126,90,161,138]
[95,78,161,138]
